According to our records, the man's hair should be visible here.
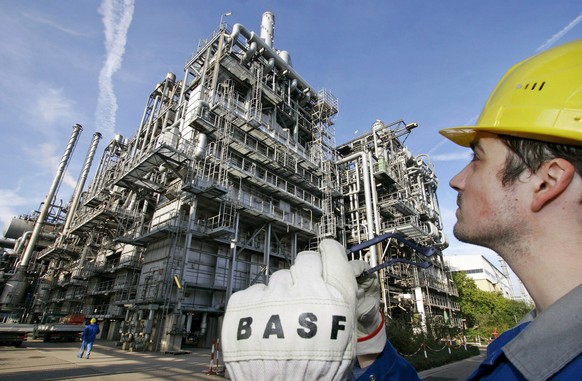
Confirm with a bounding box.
[499,135,582,186]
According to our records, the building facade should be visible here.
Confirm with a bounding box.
[447,255,513,298]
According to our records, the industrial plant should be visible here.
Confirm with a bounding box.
[0,12,458,352]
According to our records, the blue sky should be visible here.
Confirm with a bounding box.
[1,1,581,288]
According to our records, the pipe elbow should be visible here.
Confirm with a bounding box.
[196,100,209,116]
[243,42,257,64]
[229,23,242,44]
[194,133,208,159]
[290,79,298,93]
[299,89,311,106]
[266,58,275,72]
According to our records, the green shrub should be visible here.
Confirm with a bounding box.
[406,345,481,371]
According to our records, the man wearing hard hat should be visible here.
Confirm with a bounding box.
[221,39,582,380]
[78,317,100,359]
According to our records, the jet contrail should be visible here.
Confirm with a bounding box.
[536,12,582,52]
[95,0,135,138]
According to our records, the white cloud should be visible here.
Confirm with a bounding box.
[22,11,88,37]
[426,138,447,155]
[36,86,80,125]
[95,0,135,139]
[537,12,582,51]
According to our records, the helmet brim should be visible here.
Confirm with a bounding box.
[439,124,582,147]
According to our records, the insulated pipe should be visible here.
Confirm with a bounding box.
[21,124,82,268]
[299,88,311,106]
[62,132,102,236]
[289,79,298,93]
[193,133,208,158]
[141,93,160,152]
[265,57,275,72]
[14,231,32,255]
[345,165,362,243]
[148,119,161,151]
[160,119,181,149]
[264,223,272,282]
[76,233,93,275]
[210,28,227,104]
[372,120,384,156]
[0,239,15,249]
[278,50,292,65]
[337,152,377,266]
[368,151,381,235]
[242,42,257,64]
[200,312,208,336]
[229,23,315,97]
[226,212,240,302]
[160,73,177,130]
[346,170,361,195]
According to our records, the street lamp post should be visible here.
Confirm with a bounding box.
[220,11,232,28]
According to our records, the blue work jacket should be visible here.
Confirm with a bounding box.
[81,323,100,343]
[355,283,582,381]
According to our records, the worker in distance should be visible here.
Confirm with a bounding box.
[221,38,582,380]
[78,317,100,359]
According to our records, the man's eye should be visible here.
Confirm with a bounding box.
[470,152,479,162]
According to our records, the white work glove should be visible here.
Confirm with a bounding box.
[350,260,387,356]
[222,239,358,381]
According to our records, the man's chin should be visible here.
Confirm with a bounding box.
[452,225,471,244]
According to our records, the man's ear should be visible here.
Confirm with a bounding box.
[531,158,575,212]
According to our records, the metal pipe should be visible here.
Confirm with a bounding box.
[62,132,102,236]
[13,231,32,255]
[372,120,383,156]
[76,233,93,275]
[264,223,271,282]
[0,239,15,249]
[141,94,160,152]
[192,46,214,117]
[21,124,82,268]
[200,312,208,336]
[242,42,257,64]
[368,151,381,235]
[225,212,240,302]
[337,152,377,266]
[193,133,207,158]
[210,28,227,104]
[229,23,315,98]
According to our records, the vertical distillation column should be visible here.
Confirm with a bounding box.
[249,61,263,121]
[314,89,339,240]
[205,26,231,192]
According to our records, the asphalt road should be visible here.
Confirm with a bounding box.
[0,339,224,380]
[0,339,485,380]
[418,351,486,381]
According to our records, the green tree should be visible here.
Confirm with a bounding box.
[452,271,531,341]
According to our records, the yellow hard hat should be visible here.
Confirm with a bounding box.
[90,318,97,323]
[440,38,582,147]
